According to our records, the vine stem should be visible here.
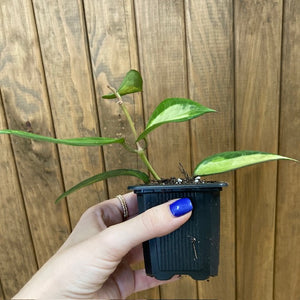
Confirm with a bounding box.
[107,85,161,180]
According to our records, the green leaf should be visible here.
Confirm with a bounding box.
[102,70,143,99]
[194,150,298,176]
[55,169,150,203]
[137,98,215,141]
[0,129,124,146]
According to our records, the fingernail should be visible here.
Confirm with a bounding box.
[169,198,193,217]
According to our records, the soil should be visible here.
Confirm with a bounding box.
[148,164,217,186]
[149,176,216,185]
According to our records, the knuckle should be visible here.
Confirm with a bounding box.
[80,203,104,223]
[79,207,93,221]
[81,204,98,219]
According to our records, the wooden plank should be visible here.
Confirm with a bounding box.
[83,1,152,299]
[32,0,107,227]
[0,0,70,267]
[135,0,192,178]
[234,1,283,299]
[274,0,300,298]
[0,92,37,300]
[84,0,146,197]
[0,280,4,300]
[185,1,236,299]
[134,1,197,299]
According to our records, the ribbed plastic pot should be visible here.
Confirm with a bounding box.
[128,182,228,280]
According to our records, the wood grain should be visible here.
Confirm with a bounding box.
[235,1,283,299]
[32,0,107,227]
[135,0,192,178]
[0,281,4,300]
[83,1,150,299]
[0,0,70,268]
[84,0,146,197]
[0,1,299,298]
[274,0,300,298]
[0,92,37,299]
[185,0,236,299]
[135,1,197,299]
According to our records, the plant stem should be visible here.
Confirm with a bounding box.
[138,151,161,180]
[107,85,161,180]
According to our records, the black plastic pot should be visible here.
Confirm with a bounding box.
[129,182,228,280]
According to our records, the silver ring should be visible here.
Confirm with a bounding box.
[116,194,129,220]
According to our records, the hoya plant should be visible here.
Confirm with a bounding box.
[0,70,297,203]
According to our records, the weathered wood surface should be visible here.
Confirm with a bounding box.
[0,1,70,298]
[84,1,151,299]
[0,1,299,299]
[84,0,146,197]
[0,281,4,300]
[186,0,236,298]
[235,1,283,299]
[32,0,107,227]
[135,1,197,298]
[274,0,300,299]
[0,91,37,298]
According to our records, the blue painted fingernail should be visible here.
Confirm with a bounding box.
[169,198,193,217]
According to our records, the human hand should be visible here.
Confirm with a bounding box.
[14,192,193,299]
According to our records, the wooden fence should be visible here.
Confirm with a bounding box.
[0,1,299,299]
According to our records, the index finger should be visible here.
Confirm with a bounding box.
[58,192,138,252]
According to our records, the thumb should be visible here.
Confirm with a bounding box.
[98,197,193,260]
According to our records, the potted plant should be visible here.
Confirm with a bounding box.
[0,70,297,280]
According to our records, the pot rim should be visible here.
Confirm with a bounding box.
[129,181,228,192]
